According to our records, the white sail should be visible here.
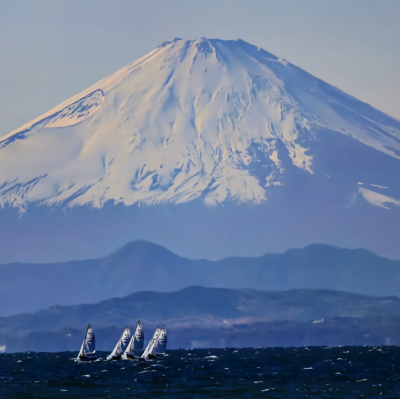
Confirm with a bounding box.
[153,326,167,354]
[78,324,96,358]
[133,321,144,352]
[141,326,160,358]
[124,321,144,357]
[108,326,131,359]
[109,340,122,358]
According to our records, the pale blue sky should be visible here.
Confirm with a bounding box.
[1,0,399,136]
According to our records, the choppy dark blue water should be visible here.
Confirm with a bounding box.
[1,346,400,398]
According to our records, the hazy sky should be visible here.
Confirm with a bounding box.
[1,0,399,137]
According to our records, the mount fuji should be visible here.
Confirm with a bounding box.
[1,38,400,263]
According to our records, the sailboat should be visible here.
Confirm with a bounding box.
[141,325,167,360]
[77,324,97,361]
[153,326,167,356]
[141,326,160,360]
[122,320,144,360]
[107,326,131,360]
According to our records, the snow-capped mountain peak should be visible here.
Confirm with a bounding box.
[1,38,400,210]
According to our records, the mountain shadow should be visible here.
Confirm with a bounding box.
[1,241,400,317]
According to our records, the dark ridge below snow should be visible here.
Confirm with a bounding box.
[2,286,400,352]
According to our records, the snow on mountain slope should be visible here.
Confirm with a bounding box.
[1,38,400,210]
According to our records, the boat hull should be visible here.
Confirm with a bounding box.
[107,355,122,361]
[122,353,144,361]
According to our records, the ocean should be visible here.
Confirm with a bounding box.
[1,346,399,398]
